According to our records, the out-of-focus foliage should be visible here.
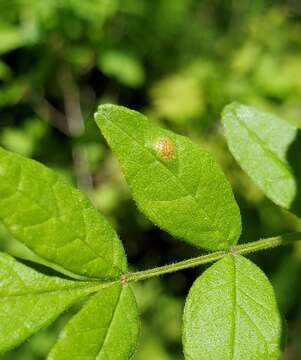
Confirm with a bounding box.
[0,0,301,359]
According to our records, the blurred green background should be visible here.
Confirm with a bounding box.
[0,0,301,359]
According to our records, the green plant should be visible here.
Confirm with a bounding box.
[0,102,300,359]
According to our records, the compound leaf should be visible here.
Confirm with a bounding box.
[0,146,127,279]
[95,105,241,251]
[222,102,301,217]
[0,252,100,353]
[183,255,282,360]
[48,283,139,360]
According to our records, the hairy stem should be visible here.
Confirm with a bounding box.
[124,232,301,283]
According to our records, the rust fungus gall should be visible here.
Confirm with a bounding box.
[155,138,176,160]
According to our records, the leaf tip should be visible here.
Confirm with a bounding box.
[222,101,241,119]
[94,103,116,121]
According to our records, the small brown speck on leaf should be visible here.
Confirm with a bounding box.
[230,246,238,256]
[155,138,176,160]
[120,274,128,285]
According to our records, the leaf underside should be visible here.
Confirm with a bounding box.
[95,104,241,251]
[183,255,282,360]
[0,146,127,279]
[222,102,301,218]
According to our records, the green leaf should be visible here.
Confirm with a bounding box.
[98,50,145,88]
[95,105,241,251]
[0,60,11,80]
[150,74,204,124]
[183,255,283,360]
[0,252,100,353]
[222,102,301,217]
[0,26,25,55]
[48,283,139,360]
[0,147,126,279]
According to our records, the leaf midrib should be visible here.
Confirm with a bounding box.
[0,281,110,300]
[229,256,269,359]
[96,285,123,359]
[229,256,237,360]
[233,111,293,180]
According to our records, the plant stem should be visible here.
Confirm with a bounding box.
[124,232,301,283]
[126,251,226,283]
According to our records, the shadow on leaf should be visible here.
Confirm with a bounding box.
[15,257,78,280]
[286,128,301,218]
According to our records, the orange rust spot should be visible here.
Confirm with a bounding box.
[155,138,176,160]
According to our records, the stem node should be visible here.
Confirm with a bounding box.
[120,274,128,285]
